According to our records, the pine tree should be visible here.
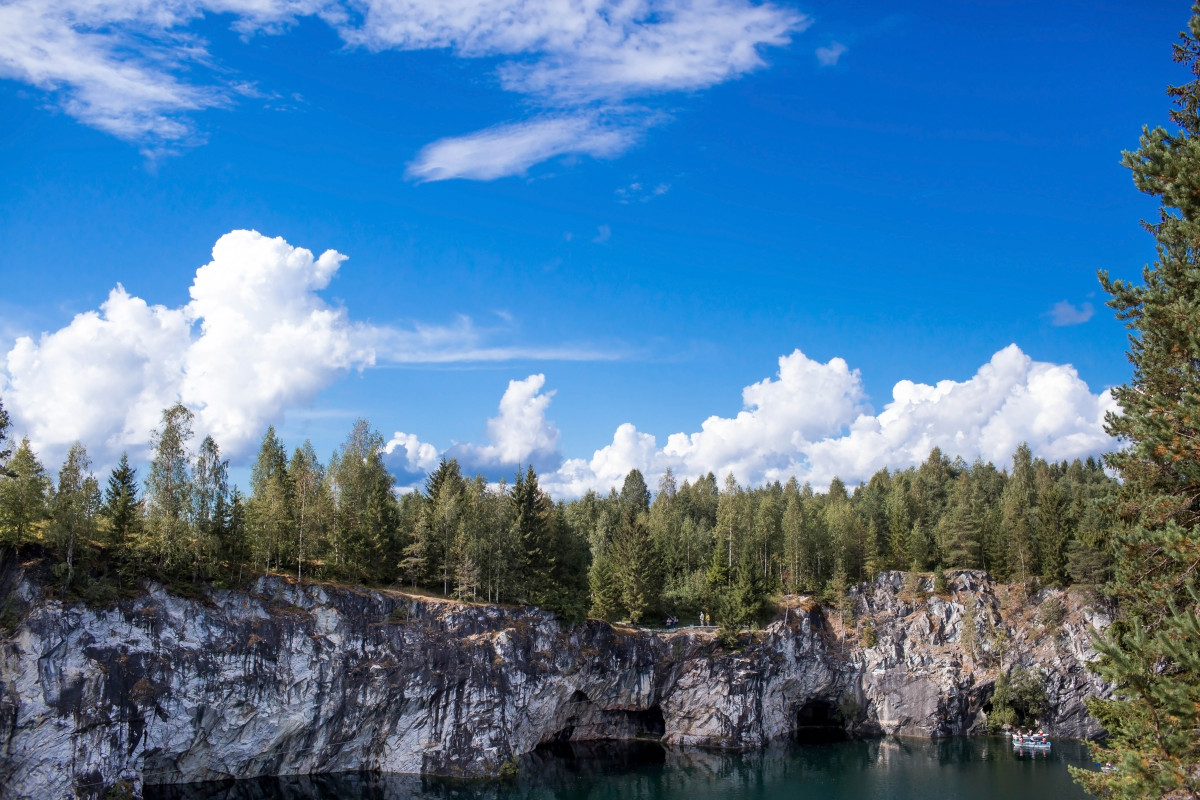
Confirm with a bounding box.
[1072,9,1200,797]
[548,502,591,621]
[705,525,731,617]
[1001,445,1037,587]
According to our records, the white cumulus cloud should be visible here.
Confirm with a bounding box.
[0,230,611,467]
[536,344,1117,496]
[0,0,805,170]
[2,230,368,463]
[383,431,442,475]
[450,373,562,471]
[371,345,1116,498]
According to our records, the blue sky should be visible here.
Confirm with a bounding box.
[0,0,1184,495]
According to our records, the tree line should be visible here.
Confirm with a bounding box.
[0,394,1116,625]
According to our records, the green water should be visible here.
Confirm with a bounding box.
[146,737,1099,800]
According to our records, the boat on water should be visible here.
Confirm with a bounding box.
[1010,731,1052,749]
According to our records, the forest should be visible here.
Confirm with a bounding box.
[0,393,1116,627]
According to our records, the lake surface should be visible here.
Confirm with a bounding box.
[146,737,1098,800]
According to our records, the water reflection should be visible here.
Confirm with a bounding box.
[147,737,1097,800]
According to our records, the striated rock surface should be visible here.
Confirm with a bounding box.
[0,562,1110,800]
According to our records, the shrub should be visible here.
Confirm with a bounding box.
[718,619,742,651]
[861,618,878,648]
[1037,596,1065,628]
[932,568,949,595]
[903,568,925,601]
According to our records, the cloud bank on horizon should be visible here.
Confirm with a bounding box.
[1,229,1118,496]
[0,0,803,176]
[390,345,1116,496]
[0,230,610,465]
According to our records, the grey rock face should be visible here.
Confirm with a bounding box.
[0,565,1109,799]
[851,571,1109,740]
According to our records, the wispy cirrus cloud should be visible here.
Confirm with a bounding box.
[815,41,847,66]
[0,230,616,466]
[406,114,637,182]
[616,180,672,203]
[0,0,806,171]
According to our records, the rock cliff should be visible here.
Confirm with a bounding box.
[0,560,1109,800]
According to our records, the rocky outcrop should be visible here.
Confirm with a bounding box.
[850,571,1109,739]
[0,562,1109,799]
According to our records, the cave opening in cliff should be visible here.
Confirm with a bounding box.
[794,699,849,744]
[633,704,666,738]
[538,703,667,752]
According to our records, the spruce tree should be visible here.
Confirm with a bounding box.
[423,458,465,595]
[1072,9,1200,797]
[512,465,555,607]
[588,541,623,620]
[612,504,656,623]
[0,438,50,546]
[730,542,770,627]
[248,426,291,574]
[939,472,982,569]
[101,453,142,552]
[886,477,914,570]
[619,468,651,515]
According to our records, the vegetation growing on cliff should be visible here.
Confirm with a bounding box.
[987,667,1048,733]
[1070,6,1200,798]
